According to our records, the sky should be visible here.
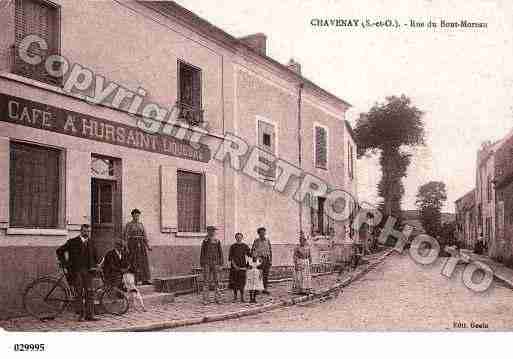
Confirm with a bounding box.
[175,0,513,212]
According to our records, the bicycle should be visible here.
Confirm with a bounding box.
[23,264,129,320]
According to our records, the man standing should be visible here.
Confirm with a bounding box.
[200,226,224,305]
[252,227,272,294]
[56,224,100,321]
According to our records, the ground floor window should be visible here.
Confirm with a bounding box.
[10,141,61,228]
[177,170,203,232]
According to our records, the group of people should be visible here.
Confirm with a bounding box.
[56,205,316,319]
[200,226,313,305]
[56,208,150,321]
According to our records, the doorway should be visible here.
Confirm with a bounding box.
[90,155,122,257]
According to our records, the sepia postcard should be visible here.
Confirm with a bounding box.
[0,0,512,357]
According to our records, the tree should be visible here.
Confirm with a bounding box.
[415,181,447,238]
[354,95,425,219]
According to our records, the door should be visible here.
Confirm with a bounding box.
[91,178,120,257]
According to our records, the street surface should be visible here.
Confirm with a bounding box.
[173,253,513,331]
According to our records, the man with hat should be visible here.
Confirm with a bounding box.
[200,225,224,304]
[56,224,100,321]
[103,238,130,290]
[251,227,272,294]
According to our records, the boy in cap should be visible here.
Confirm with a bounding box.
[200,226,224,304]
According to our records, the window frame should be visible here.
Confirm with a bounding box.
[176,169,205,233]
[313,123,329,170]
[9,140,65,230]
[177,59,202,108]
[14,0,62,86]
[255,115,278,180]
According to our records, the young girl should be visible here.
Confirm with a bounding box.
[245,255,264,303]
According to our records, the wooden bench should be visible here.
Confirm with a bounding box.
[153,274,201,294]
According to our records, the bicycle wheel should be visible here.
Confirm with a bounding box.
[100,286,129,315]
[23,278,69,320]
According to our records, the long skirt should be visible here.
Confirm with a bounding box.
[127,238,151,283]
[292,258,312,294]
[229,268,247,290]
[245,268,264,291]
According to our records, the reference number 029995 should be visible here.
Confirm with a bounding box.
[13,344,46,352]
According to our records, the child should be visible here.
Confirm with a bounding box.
[245,255,264,303]
[122,272,146,312]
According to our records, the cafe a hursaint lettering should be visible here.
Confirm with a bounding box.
[0,94,210,163]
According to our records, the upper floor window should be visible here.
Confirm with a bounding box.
[257,117,276,180]
[14,0,61,86]
[315,125,328,170]
[177,60,203,126]
[10,141,61,228]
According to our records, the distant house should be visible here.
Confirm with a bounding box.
[454,189,476,249]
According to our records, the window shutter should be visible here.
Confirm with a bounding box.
[10,142,60,228]
[257,119,276,179]
[315,126,327,169]
[192,68,202,109]
[0,137,9,227]
[66,150,90,228]
[160,165,177,233]
[177,170,202,232]
[205,173,218,229]
[14,0,59,85]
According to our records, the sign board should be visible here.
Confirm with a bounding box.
[0,93,211,163]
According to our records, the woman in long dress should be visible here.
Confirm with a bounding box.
[292,231,312,295]
[124,208,152,285]
[228,232,251,302]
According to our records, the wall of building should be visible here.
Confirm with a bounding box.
[0,0,355,318]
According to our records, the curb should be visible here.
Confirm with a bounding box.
[108,249,394,332]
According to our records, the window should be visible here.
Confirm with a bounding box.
[10,142,60,228]
[91,179,114,225]
[14,0,61,86]
[257,118,276,179]
[310,196,333,236]
[177,170,203,232]
[315,126,327,169]
[177,60,203,125]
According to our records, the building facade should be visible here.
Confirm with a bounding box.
[475,141,499,256]
[493,133,513,264]
[454,189,476,249]
[0,0,356,318]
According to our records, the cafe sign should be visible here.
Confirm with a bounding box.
[0,94,211,163]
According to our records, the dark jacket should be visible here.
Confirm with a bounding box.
[103,248,130,283]
[56,236,99,273]
[200,237,224,267]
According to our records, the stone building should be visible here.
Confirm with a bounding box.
[492,133,513,264]
[454,189,476,249]
[0,1,356,318]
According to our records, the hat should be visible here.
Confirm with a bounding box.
[206,225,218,231]
[131,208,141,215]
[257,227,266,233]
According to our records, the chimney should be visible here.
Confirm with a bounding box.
[287,58,301,75]
[239,33,267,55]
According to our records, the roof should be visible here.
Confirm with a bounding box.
[138,1,351,109]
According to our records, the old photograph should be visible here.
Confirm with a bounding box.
[0,0,512,350]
